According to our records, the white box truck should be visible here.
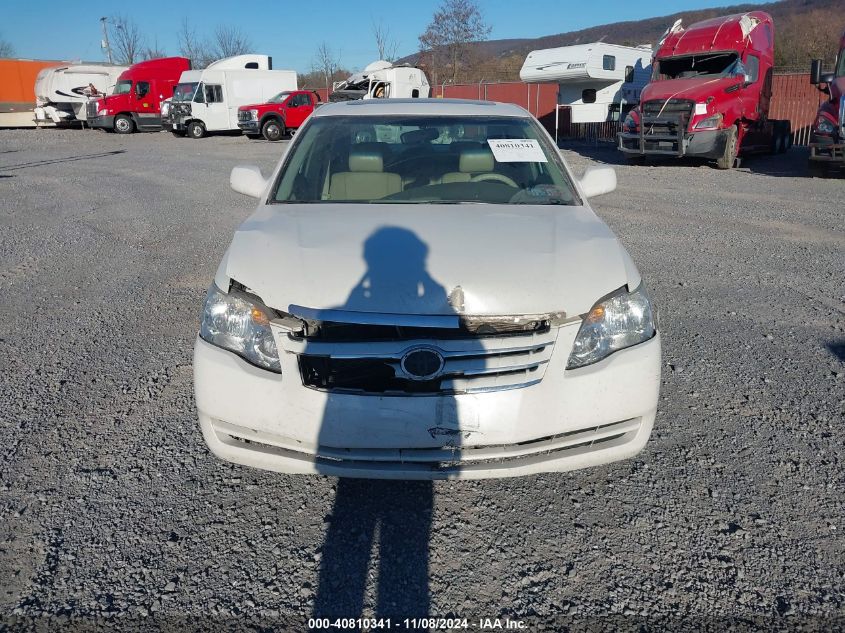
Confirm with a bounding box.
[167,55,297,138]
[520,43,652,123]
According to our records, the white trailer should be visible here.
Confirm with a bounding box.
[168,55,297,138]
[33,63,127,126]
[330,60,430,101]
[520,43,652,123]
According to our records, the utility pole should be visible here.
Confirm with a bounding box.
[100,17,113,64]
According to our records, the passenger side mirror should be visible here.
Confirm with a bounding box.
[579,166,617,198]
[230,165,268,199]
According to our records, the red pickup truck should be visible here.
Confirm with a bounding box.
[237,90,321,141]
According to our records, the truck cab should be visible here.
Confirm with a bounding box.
[329,61,430,102]
[618,12,791,169]
[808,30,845,175]
[87,57,190,134]
[237,90,321,141]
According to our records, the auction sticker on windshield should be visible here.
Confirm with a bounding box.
[487,139,547,162]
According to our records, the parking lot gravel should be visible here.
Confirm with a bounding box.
[1,127,843,632]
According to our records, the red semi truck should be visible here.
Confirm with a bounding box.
[619,12,791,169]
[236,90,321,141]
[87,57,191,134]
[808,30,845,175]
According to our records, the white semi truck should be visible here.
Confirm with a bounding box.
[520,42,652,123]
[167,55,297,138]
[330,60,430,101]
[33,63,128,126]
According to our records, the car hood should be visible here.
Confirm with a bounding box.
[222,204,635,317]
[238,102,272,111]
[641,76,742,103]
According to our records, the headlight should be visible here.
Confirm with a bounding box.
[98,109,108,116]
[199,284,281,373]
[693,114,723,130]
[815,115,836,135]
[249,109,259,118]
[566,284,656,370]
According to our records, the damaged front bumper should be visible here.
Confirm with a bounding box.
[193,318,661,479]
[619,127,729,159]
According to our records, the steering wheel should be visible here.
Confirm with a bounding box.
[470,173,518,188]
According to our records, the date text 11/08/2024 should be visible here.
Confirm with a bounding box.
[308,618,527,630]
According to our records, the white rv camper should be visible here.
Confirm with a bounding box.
[167,55,297,138]
[33,64,127,126]
[520,43,652,123]
[330,61,430,101]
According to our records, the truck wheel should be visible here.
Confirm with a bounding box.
[114,115,134,135]
[780,122,792,153]
[262,119,284,142]
[716,125,738,170]
[188,121,206,139]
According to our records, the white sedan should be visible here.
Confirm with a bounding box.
[193,99,661,479]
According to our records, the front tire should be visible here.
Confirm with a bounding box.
[114,114,134,135]
[716,124,738,170]
[188,121,206,139]
[262,118,284,142]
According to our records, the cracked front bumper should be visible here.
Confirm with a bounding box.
[193,321,661,479]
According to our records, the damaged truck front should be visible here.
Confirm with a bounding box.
[329,60,430,102]
[618,12,792,169]
[807,29,845,176]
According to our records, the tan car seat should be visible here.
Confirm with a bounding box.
[328,144,402,201]
[441,148,496,183]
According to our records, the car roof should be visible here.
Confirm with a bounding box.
[313,98,531,118]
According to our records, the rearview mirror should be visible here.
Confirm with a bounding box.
[230,165,268,198]
[579,166,617,198]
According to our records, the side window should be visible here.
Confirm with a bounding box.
[582,88,597,104]
[603,55,616,71]
[745,55,760,83]
[193,84,205,103]
[205,84,223,103]
[135,81,150,98]
[624,65,634,83]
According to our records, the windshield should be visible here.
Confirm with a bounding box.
[653,52,742,80]
[268,91,293,103]
[172,82,199,102]
[272,115,578,205]
[113,80,132,95]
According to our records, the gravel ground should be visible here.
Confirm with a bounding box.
[0,127,843,632]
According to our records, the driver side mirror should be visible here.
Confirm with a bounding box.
[230,165,268,199]
[579,166,617,198]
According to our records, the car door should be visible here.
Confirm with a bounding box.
[196,83,228,131]
[284,93,309,128]
[134,81,159,128]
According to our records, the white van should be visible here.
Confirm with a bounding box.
[167,55,297,138]
[330,60,430,101]
[520,43,652,123]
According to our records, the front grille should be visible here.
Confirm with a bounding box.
[237,109,254,122]
[294,329,557,395]
[642,98,694,120]
[86,101,98,119]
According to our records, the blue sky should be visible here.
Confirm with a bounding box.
[5,1,774,73]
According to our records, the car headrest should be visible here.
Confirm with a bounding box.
[459,148,495,173]
[349,151,384,172]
